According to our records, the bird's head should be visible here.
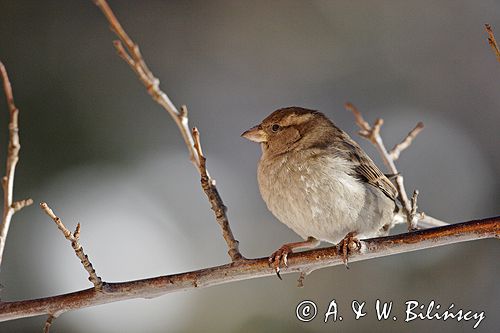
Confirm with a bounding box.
[241,107,337,156]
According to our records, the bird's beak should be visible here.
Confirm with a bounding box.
[241,124,267,143]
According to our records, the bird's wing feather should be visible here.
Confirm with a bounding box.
[333,138,398,201]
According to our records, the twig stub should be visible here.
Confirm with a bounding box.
[485,24,500,63]
[43,314,57,333]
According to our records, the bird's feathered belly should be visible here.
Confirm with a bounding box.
[258,153,395,244]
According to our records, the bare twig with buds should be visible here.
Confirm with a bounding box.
[0,62,33,268]
[192,127,242,260]
[345,102,445,230]
[92,0,242,261]
[40,202,102,289]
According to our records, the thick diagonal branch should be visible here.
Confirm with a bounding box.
[0,62,33,268]
[92,0,242,261]
[0,216,497,323]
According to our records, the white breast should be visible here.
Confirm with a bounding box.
[258,152,395,244]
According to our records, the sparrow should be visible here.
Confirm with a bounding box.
[242,107,398,277]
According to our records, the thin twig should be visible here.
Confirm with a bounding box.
[390,122,424,160]
[92,0,242,261]
[40,203,103,289]
[0,216,497,323]
[485,24,500,63]
[192,128,242,260]
[345,102,442,230]
[0,61,33,268]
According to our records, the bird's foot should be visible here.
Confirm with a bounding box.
[269,244,293,280]
[337,232,361,269]
[268,237,320,280]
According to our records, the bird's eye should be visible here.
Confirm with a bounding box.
[271,124,280,132]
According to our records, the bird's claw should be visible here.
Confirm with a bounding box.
[269,244,292,280]
[337,232,361,269]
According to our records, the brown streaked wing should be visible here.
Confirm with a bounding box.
[335,138,398,201]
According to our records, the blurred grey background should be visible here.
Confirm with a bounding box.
[0,0,499,332]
